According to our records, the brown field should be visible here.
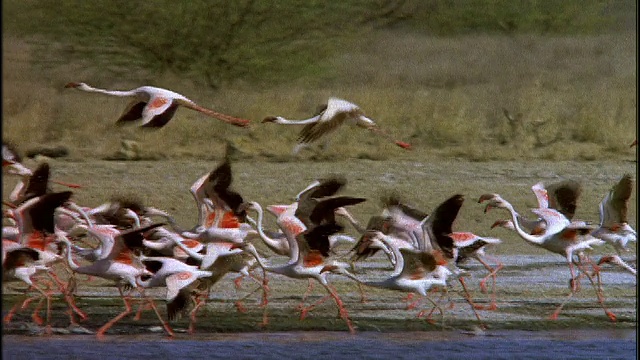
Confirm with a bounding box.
[2,30,637,162]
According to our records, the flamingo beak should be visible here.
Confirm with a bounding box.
[631,139,637,147]
[320,265,338,274]
[230,243,246,250]
[490,220,504,229]
[395,141,412,150]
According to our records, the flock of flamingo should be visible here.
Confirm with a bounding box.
[2,83,637,339]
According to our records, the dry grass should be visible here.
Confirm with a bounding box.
[2,31,637,162]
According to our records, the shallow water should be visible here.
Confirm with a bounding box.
[3,330,636,360]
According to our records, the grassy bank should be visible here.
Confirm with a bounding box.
[3,31,637,162]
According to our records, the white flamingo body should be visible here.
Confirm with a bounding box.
[65,82,250,128]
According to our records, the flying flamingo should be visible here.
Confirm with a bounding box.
[64,82,251,128]
[262,97,411,154]
[478,193,616,321]
[65,82,249,129]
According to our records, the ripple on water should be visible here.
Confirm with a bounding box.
[3,330,636,360]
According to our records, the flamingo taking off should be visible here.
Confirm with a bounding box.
[64,82,250,129]
[262,97,411,154]
[591,174,637,256]
[479,193,616,321]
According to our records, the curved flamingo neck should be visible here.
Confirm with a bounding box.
[61,238,80,270]
[381,235,405,275]
[504,202,545,245]
[251,203,288,255]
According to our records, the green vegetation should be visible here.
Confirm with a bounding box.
[2,0,636,161]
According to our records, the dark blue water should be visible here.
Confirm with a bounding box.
[3,330,636,360]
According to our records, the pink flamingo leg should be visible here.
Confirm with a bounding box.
[299,294,331,320]
[138,289,174,337]
[96,286,132,339]
[296,279,315,310]
[476,256,503,310]
[323,283,355,334]
[188,292,208,334]
[458,277,486,328]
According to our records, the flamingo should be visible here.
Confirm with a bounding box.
[591,174,636,256]
[449,232,502,310]
[498,179,584,235]
[2,246,54,332]
[262,97,411,154]
[236,193,365,333]
[478,193,616,321]
[321,232,452,324]
[3,141,32,177]
[56,222,173,338]
[133,254,213,331]
[64,82,250,128]
[4,191,88,328]
[2,143,82,193]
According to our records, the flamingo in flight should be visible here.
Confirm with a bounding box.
[64,82,251,129]
[262,97,411,154]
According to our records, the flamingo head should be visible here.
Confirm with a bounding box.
[631,139,637,148]
[261,116,280,123]
[319,263,351,275]
[477,193,506,213]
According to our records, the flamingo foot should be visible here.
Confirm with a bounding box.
[606,311,617,322]
[32,312,44,326]
[406,300,420,310]
[300,308,309,320]
[479,280,488,294]
[548,312,559,321]
[235,301,247,313]
[485,303,498,311]
[234,277,243,290]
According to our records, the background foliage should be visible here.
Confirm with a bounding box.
[2,0,636,161]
